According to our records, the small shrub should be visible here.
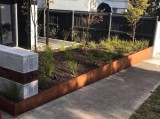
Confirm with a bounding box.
[58,43,65,51]
[79,40,86,49]
[85,53,99,67]
[68,61,78,75]
[143,40,149,48]
[94,50,105,58]
[4,83,21,102]
[42,46,54,77]
[62,30,70,41]
[49,27,58,39]
[69,43,78,50]
[103,54,112,62]
[38,74,48,90]
[134,40,149,51]
[111,35,119,40]
[100,40,107,47]
[85,53,93,61]
[64,50,74,60]
[106,35,120,47]
[88,41,97,49]
[105,43,115,53]
[125,46,133,54]
[116,50,124,59]
[72,29,81,42]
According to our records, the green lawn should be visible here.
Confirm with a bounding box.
[130,86,160,119]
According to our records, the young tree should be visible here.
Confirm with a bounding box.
[124,0,148,42]
[82,11,103,44]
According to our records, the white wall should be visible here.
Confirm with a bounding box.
[48,0,128,13]
[49,0,90,12]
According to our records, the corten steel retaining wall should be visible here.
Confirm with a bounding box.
[0,47,153,117]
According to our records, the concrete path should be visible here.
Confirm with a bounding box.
[37,37,79,51]
[1,57,160,119]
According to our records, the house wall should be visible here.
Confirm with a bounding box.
[46,0,128,13]
[0,4,13,44]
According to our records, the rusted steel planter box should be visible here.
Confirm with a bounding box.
[0,47,153,117]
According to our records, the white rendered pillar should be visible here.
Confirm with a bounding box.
[153,21,160,57]
[30,4,38,49]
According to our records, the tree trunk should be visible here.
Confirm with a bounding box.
[132,24,136,42]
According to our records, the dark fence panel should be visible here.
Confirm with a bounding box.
[111,14,158,45]
[38,9,44,36]
[73,11,110,42]
[38,10,157,45]
[38,10,110,41]
[49,10,72,40]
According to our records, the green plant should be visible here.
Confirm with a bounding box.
[85,53,93,61]
[93,50,105,57]
[85,53,99,67]
[88,41,97,49]
[129,86,160,119]
[111,35,120,46]
[38,74,48,90]
[64,50,74,60]
[81,11,103,46]
[124,0,148,41]
[135,40,149,50]
[68,61,78,75]
[142,40,149,48]
[105,43,115,53]
[100,39,107,47]
[4,83,21,102]
[103,54,112,62]
[125,46,133,54]
[72,29,81,42]
[42,46,54,77]
[62,30,70,41]
[49,27,59,39]
[58,43,65,51]
[93,49,112,62]
[79,40,86,49]
[69,43,78,50]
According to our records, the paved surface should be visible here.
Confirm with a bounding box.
[1,57,160,119]
[37,37,79,51]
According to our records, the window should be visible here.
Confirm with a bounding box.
[0,4,14,45]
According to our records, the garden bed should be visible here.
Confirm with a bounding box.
[0,45,153,116]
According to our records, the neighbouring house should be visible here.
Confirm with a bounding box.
[47,0,128,13]
[0,0,38,49]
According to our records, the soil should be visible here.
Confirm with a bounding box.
[38,46,125,90]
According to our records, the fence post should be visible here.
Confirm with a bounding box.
[43,9,46,37]
[71,11,75,41]
[108,13,112,39]
[46,2,49,45]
